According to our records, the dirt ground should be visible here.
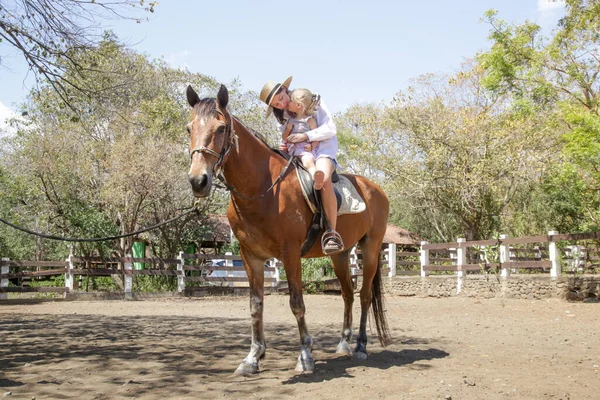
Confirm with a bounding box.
[1,294,599,400]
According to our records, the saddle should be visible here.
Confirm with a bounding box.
[291,158,366,256]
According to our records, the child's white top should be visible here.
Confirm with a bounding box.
[279,96,338,163]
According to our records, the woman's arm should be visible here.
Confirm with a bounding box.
[305,99,336,142]
[302,118,318,151]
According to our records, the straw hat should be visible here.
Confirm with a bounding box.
[260,76,293,117]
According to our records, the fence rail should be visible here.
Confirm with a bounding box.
[3,229,600,299]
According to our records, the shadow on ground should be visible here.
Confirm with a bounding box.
[0,312,448,399]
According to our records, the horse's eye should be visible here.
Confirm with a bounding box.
[217,126,226,135]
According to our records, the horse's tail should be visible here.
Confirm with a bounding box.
[371,258,391,346]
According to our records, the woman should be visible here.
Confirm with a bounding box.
[260,76,343,254]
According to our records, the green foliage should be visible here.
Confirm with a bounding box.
[298,257,332,293]
[220,240,241,255]
[133,275,177,292]
[0,35,268,261]
[80,276,120,292]
[476,0,600,237]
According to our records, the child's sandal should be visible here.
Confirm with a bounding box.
[313,171,325,190]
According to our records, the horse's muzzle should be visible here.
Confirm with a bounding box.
[189,173,212,198]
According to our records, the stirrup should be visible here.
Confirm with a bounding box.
[321,229,344,254]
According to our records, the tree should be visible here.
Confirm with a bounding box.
[478,0,600,231]
[0,0,156,109]
[338,65,556,241]
[1,37,270,259]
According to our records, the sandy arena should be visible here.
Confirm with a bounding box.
[1,294,599,399]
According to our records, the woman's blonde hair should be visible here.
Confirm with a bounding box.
[289,88,320,116]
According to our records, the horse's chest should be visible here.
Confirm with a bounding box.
[228,206,308,256]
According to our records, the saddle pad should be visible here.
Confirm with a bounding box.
[296,167,366,216]
[335,175,367,215]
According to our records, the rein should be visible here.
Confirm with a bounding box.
[0,203,199,242]
[191,108,294,201]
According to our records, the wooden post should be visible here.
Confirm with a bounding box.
[124,254,133,299]
[420,241,429,278]
[177,251,185,293]
[65,248,74,296]
[387,243,397,277]
[456,238,466,294]
[500,234,510,278]
[1,258,9,300]
[270,258,280,288]
[549,230,561,278]
[225,251,233,288]
[349,246,358,276]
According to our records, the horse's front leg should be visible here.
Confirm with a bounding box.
[283,251,315,372]
[235,249,267,375]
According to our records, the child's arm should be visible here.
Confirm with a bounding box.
[305,118,318,151]
[282,122,294,142]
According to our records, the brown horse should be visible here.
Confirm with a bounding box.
[186,84,390,374]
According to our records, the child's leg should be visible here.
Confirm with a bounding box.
[301,154,317,175]
[302,154,325,190]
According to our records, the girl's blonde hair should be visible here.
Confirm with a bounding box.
[290,88,320,116]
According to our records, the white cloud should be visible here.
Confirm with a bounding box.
[537,0,566,21]
[0,102,17,138]
[165,49,191,70]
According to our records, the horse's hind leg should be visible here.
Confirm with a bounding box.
[330,250,354,355]
[235,249,267,375]
[355,233,389,360]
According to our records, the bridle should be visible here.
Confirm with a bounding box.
[189,107,238,178]
[189,104,293,201]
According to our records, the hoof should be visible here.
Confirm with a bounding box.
[235,361,259,375]
[353,350,368,361]
[295,356,315,372]
[336,341,352,355]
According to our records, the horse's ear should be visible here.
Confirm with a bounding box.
[186,85,200,107]
[217,84,229,109]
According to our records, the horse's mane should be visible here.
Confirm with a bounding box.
[195,97,289,160]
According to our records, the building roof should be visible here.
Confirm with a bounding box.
[200,214,231,243]
[383,224,420,245]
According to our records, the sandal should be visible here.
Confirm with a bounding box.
[313,171,325,190]
[321,229,344,254]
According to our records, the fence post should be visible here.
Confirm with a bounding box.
[124,254,133,299]
[549,230,561,278]
[499,234,510,278]
[420,241,429,278]
[350,246,358,276]
[65,248,74,296]
[456,238,466,294]
[270,258,280,288]
[225,251,233,288]
[1,258,9,300]
[177,251,186,293]
[387,243,397,277]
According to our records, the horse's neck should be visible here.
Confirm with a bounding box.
[221,119,282,198]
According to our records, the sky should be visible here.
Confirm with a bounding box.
[0,0,566,129]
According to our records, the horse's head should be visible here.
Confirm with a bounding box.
[186,84,232,198]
